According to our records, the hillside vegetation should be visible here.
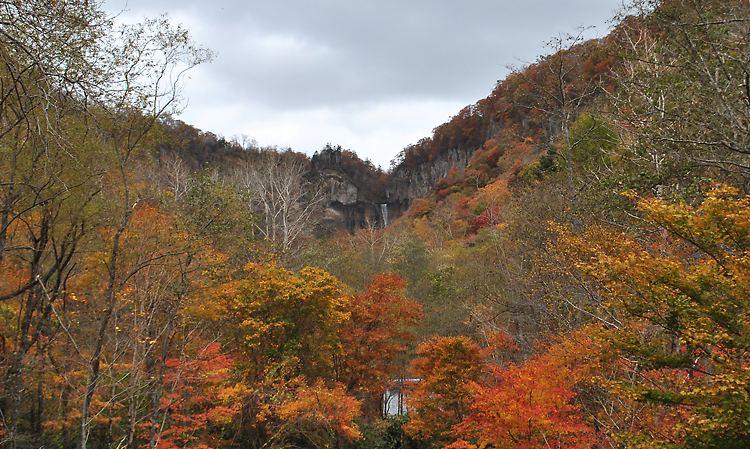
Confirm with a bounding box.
[3,1,750,448]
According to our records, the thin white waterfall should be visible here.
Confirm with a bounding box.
[380,203,389,227]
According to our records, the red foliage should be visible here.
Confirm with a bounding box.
[486,147,502,168]
[434,178,451,192]
[437,189,451,201]
[469,206,502,234]
[156,342,238,449]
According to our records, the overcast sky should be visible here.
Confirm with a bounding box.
[102,0,624,169]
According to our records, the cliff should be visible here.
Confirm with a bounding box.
[385,148,471,210]
[317,167,388,233]
[314,146,473,234]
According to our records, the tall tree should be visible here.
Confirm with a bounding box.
[613,0,750,192]
[579,184,750,447]
[0,3,111,447]
[335,273,423,417]
[76,15,211,449]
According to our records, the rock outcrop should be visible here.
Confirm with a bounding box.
[385,148,471,210]
[316,168,389,234]
[313,146,473,234]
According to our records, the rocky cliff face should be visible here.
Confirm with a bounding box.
[385,148,471,207]
[314,147,473,234]
[316,168,389,234]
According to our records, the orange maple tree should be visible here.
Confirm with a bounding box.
[404,336,484,446]
[450,349,595,449]
[335,273,423,417]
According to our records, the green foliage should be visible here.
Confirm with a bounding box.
[343,416,427,449]
[568,113,617,166]
[183,170,259,263]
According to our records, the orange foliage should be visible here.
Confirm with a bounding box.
[404,336,485,445]
[470,179,510,210]
[336,273,423,416]
[409,198,436,218]
[402,331,606,449]
[275,380,362,446]
[451,343,596,449]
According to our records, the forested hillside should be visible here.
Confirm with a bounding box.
[3,0,750,448]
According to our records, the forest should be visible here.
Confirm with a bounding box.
[2,0,750,448]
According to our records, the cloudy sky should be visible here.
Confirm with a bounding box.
[102,0,624,169]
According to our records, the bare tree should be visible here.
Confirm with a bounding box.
[160,153,194,201]
[234,150,325,258]
[612,0,750,191]
[514,29,606,193]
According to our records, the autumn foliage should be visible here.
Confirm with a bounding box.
[157,343,239,449]
[404,336,485,446]
[400,331,600,449]
[580,185,750,447]
[8,1,750,448]
[336,273,423,415]
[451,352,595,449]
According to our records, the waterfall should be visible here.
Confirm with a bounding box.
[380,203,389,227]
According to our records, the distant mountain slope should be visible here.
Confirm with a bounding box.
[151,31,620,234]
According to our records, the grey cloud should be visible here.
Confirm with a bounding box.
[103,0,622,165]
[108,0,620,108]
